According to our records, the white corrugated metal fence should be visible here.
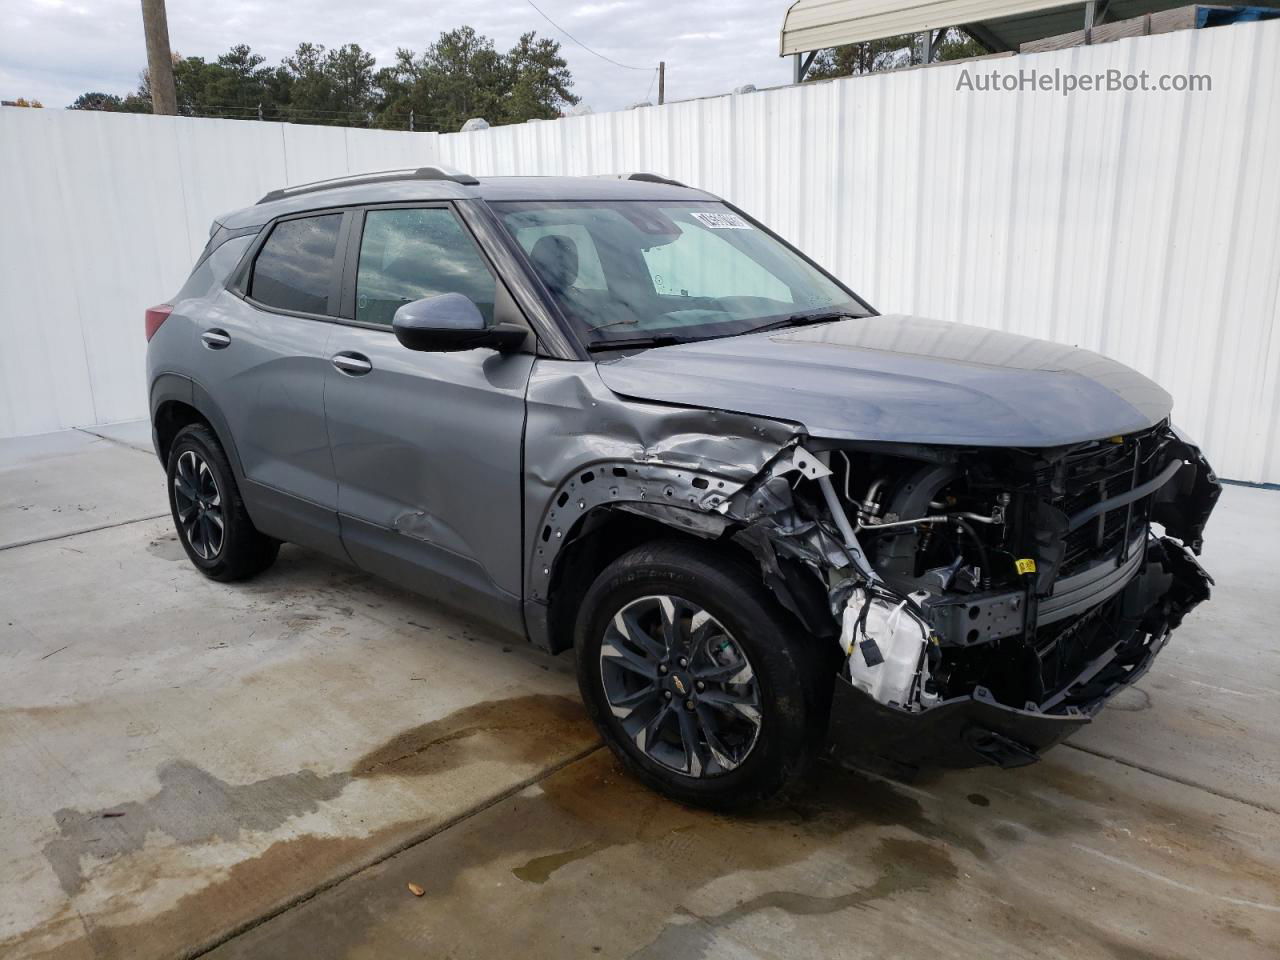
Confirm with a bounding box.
[1,19,1277,481]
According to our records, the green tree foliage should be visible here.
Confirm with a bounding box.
[373,27,577,131]
[68,28,578,130]
[281,42,377,125]
[69,90,150,112]
[806,28,986,80]
[504,31,578,123]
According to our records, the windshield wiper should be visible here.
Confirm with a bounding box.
[585,309,861,352]
[741,310,861,336]
[586,334,692,353]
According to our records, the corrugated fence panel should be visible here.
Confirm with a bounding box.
[1,19,1277,481]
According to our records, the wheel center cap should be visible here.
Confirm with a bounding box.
[670,672,697,699]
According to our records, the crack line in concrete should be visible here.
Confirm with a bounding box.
[1071,842,1280,913]
[184,742,604,960]
[73,425,155,456]
[0,513,170,552]
[1064,742,1280,817]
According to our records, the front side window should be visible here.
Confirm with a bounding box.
[355,208,497,326]
[250,214,343,315]
[494,200,863,348]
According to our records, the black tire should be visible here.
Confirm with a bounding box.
[166,423,279,582]
[575,540,825,809]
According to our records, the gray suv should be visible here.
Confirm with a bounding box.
[146,167,1218,806]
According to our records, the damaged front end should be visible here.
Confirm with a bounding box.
[724,422,1219,769]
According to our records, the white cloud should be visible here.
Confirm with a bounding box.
[0,0,793,118]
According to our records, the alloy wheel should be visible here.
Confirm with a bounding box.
[599,594,762,778]
[173,449,224,560]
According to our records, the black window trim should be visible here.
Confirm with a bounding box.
[233,206,352,324]
[230,199,541,344]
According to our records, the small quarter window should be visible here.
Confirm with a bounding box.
[355,208,497,326]
[250,214,343,315]
[177,234,254,302]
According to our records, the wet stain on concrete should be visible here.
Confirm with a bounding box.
[17,693,599,960]
[352,694,590,779]
[632,836,957,958]
[25,825,408,960]
[1108,686,1153,712]
[512,840,610,884]
[39,694,592,903]
[219,744,1280,960]
[20,693,1280,960]
[144,535,184,562]
[711,835,957,924]
[43,760,349,895]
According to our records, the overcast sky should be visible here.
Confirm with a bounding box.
[1,0,794,117]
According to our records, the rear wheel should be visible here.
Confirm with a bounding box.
[167,424,279,581]
[575,541,823,809]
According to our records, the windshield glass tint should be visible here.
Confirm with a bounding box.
[494,201,862,346]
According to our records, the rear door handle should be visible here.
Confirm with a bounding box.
[332,352,373,376]
[201,329,231,349]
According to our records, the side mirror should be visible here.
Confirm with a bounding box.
[392,293,527,353]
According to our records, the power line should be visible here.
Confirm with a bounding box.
[523,0,653,71]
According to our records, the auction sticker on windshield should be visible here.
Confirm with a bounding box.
[691,211,753,229]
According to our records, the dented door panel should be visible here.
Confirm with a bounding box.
[325,327,534,612]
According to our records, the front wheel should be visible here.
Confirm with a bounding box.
[575,541,825,809]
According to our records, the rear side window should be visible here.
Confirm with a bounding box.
[355,208,497,326]
[250,214,343,315]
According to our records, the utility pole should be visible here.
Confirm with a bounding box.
[657,61,665,105]
[140,0,177,115]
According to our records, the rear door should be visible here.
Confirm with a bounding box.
[323,203,534,629]
[207,209,348,558]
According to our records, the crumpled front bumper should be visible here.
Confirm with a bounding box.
[826,535,1213,770]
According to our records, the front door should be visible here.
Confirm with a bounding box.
[323,205,534,630]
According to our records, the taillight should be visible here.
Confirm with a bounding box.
[145,304,173,341]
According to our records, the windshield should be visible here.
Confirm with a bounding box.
[492,200,867,348]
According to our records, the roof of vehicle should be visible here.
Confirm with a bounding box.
[215,170,719,232]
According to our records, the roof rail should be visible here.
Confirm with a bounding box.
[623,172,687,187]
[256,165,480,204]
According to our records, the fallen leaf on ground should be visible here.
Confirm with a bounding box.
[407,882,425,897]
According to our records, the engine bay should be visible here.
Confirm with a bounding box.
[724,421,1219,728]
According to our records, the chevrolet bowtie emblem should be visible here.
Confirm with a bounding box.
[672,675,687,695]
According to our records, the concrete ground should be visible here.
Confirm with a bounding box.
[1,423,1277,960]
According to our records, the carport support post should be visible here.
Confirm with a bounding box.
[792,50,817,84]
[658,61,665,105]
[140,0,177,115]
[1083,0,1113,40]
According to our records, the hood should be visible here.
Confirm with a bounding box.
[595,315,1172,447]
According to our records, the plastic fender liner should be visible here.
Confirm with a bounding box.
[1151,436,1221,554]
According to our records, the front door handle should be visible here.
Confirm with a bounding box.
[201,329,231,349]
[332,352,373,376]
